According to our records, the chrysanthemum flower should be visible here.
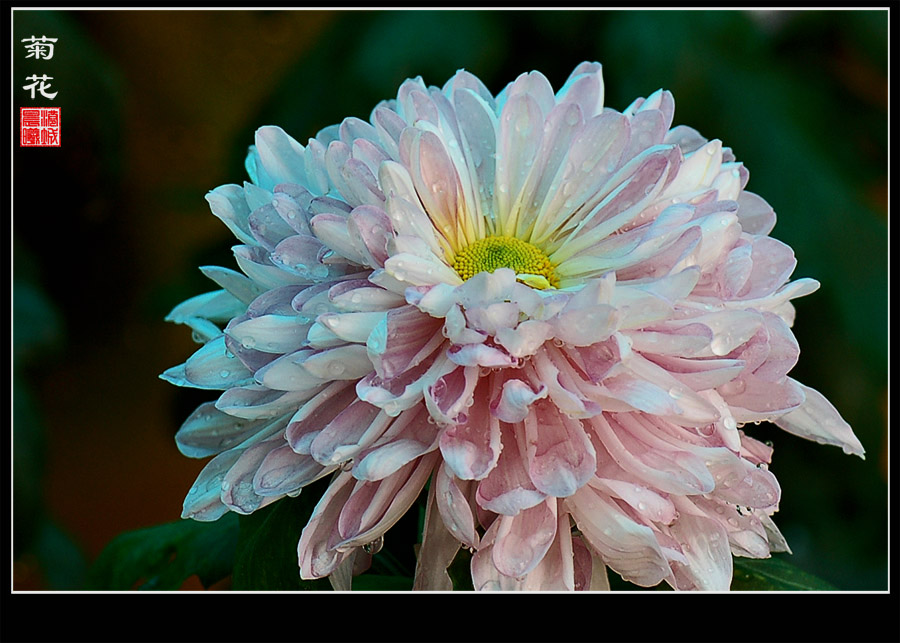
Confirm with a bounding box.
[163,62,864,591]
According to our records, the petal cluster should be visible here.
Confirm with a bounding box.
[163,62,864,591]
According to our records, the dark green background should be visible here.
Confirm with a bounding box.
[12,9,887,591]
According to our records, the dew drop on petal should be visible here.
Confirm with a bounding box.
[363,535,384,555]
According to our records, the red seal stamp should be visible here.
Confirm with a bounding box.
[20,107,60,147]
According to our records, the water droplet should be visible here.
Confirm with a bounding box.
[363,535,384,555]
[723,417,737,431]
[219,370,230,378]
[710,335,730,356]
[241,336,257,349]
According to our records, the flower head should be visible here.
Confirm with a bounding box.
[163,62,864,591]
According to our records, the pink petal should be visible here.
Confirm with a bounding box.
[347,205,392,268]
[367,305,445,380]
[666,508,733,591]
[181,449,242,521]
[475,422,546,515]
[215,384,316,420]
[434,461,480,549]
[412,479,462,591]
[424,365,480,425]
[592,477,677,525]
[248,203,297,251]
[175,402,262,458]
[490,377,548,423]
[735,191,776,236]
[352,406,441,481]
[722,374,805,421]
[335,451,438,549]
[557,62,604,116]
[221,437,286,514]
[409,130,462,248]
[774,382,865,457]
[438,390,502,481]
[589,414,715,495]
[491,498,558,578]
[565,485,672,588]
[309,398,389,466]
[447,342,517,368]
[298,471,357,579]
[205,184,255,245]
[252,444,332,496]
[524,398,597,497]
[285,381,358,453]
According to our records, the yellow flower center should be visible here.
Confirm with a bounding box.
[452,235,559,289]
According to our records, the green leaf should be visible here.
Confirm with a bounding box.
[34,518,88,590]
[88,513,239,590]
[731,555,838,591]
[231,480,331,591]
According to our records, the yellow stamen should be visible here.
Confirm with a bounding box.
[451,235,559,289]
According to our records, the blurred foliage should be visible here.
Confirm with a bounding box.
[13,237,88,589]
[88,513,239,590]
